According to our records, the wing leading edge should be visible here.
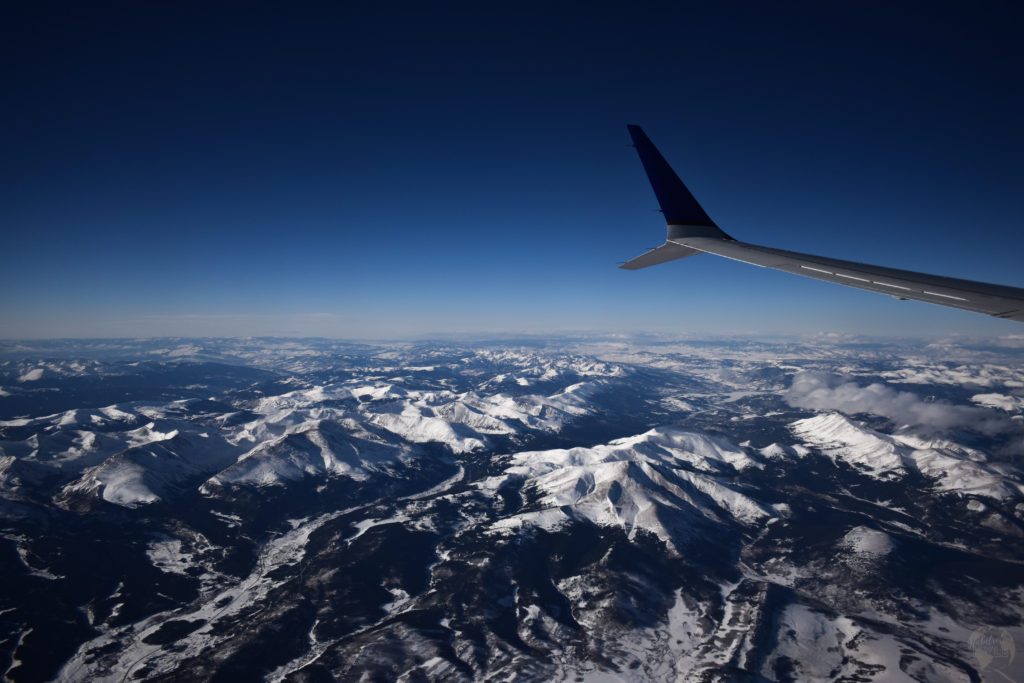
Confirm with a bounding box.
[622,125,1024,323]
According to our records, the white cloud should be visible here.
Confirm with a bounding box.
[785,371,1016,435]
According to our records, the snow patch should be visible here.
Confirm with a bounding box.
[146,538,192,575]
[96,462,160,506]
[967,499,987,513]
[841,526,893,556]
[972,393,1024,413]
[17,368,43,382]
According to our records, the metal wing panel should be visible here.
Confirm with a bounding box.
[623,125,1024,323]
[620,242,701,270]
[676,237,1024,322]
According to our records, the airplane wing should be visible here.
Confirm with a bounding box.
[622,125,1024,323]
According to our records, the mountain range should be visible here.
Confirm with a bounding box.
[1,336,1022,681]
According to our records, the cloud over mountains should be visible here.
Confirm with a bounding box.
[785,371,1017,436]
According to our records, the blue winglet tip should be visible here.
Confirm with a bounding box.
[626,124,725,234]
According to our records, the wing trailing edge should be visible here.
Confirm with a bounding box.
[620,242,701,270]
[622,125,1024,323]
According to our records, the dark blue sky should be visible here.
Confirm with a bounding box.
[4,1,1023,338]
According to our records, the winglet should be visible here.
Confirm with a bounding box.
[628,125,732,241]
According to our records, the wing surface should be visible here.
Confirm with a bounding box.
[678,237,1024,322]
[623,125,1024,323]
[620,242,701,270]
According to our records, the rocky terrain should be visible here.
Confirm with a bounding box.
[1,336,1022,681]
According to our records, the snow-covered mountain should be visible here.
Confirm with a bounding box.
[0,336,1022,682]
[789,412,1021,498]
[480,428,772,553]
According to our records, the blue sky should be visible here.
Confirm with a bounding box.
[3,1,1023,339]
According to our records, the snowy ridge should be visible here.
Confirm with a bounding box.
[0,403,246,508]
[791,413,1020,499]
[0,362,626,507]
[208,375,622,487]
[880,361,1024,388]
[972,392,1024,413]
[224,374,619,474]
[205,419,416,488]
[6,339,1024,681]
[484,427,771,551]
[455,379,610,433]
[60,430,243,507]
[791,413,906,479]
[369,409,483,454]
